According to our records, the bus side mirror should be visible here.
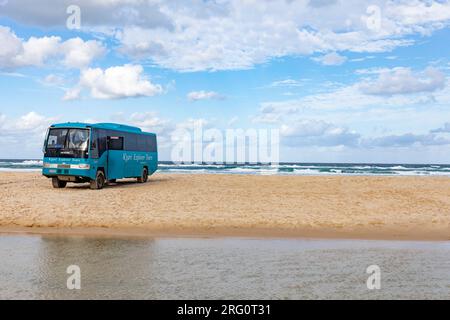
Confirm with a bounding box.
[42,128,49,154]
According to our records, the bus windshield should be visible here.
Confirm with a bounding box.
[45,128,89,158]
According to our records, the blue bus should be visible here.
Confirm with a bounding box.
[42,122,157,189]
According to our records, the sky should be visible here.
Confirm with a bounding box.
[1,0,450,163]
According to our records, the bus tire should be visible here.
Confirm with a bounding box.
[90,170,106,190]
[137,167,148,183]
[52,177,67,188]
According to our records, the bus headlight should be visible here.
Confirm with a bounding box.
[43,163,57,168]
[76,164,90,170]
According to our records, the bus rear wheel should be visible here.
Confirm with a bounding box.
[137,168,148,183]
[90,171,106,190]
[52,177,67,188]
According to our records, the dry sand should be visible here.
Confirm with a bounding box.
[0,172,449,240]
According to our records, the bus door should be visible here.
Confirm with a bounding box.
[106,136,124,179]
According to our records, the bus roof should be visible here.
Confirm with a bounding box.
[49,122,156,135]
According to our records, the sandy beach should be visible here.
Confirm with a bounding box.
[0,172,449,240]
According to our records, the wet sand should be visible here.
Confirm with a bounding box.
[1,235,449,299]
[0,172,449,240]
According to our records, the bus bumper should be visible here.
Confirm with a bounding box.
[42,167,94,181]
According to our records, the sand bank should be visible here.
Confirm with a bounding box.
[0,172,449,240]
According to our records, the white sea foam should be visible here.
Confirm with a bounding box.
[293,169,324,175]
[390,166,407,170]
[11,160,43,166]
[1,159,450,176]
[0,168,41,172]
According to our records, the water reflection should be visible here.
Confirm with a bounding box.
[35,237,159,299]
[0,235,449,299]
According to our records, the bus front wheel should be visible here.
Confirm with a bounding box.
[52,177,67,188]
[137,168,148,183]
[90,171,106,190]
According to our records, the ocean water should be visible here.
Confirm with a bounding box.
[0,159,44,171]
[0,235,449,299]
[1,159,450,176]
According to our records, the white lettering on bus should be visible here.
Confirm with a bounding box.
[122,154,132,162]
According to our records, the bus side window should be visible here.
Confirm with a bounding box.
[90,129,99,158]
[98,130,107,157]
[149,135,157,152]
[137,135,147,152]
[125,133,137,151]
[108,136,124,150]
[145,136,151,152]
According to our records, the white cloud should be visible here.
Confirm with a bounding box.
[112,0,450,71]
[281,120,333,137]
[258,85,402,115]
[355,67,392,75]
[0,71,26,78]
[349,55,375,62]
[128,112,171,134]
[14,112,49,130]
[0,25,28,69]
[252,112,283,124]
[308,0,338,8]
[228,116,239,126]
[0,112,54,157]
[385,0,450,32]
[279,118,450,148]
[0,112,56,151]
[170,118,214,147]
[2,1,450,71]
[359,67,446,95]
[41,74,64,86]
[0,0,173,30]
[0,113,6,127]
[12,35,61,67]
[281,119,360,147]
[362,133,450,148]
[249,74,450,153]
[187,90,225,102]
[269,79,305,88]
[256,70,450,121]
[313,52,347,66]
[62,87,81,101]
[175,118,212,131]
[431,123,450,133]
[0,26,105,70]
[75,64,163,100]
[60,38,106,69]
